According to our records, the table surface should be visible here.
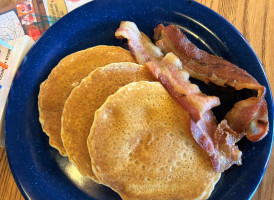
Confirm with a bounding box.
[0,0,274,199]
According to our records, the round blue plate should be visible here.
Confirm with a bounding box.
[5,0,273,199]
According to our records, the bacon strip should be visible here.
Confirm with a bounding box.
[115,21,242,172]
[191,112,243,172]
[209,119,243,172]
[115,21,163,64]
[226,98,269,141]
[154,25,263,91]
[154,24,269,141]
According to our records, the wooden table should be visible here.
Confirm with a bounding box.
[0,0,273,199]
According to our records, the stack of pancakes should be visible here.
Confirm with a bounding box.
[38,45,220,200]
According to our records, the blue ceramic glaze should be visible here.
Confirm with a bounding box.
[5,0,273,199]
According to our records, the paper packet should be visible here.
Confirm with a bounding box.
[0,35,34,146]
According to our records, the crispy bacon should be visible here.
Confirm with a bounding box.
[154,24,269,141]
[210,119,243,172]
[191,112,243,172]
[115,21,163,64]
[154,25,263,91]
[226,98,269,141]
[115,21,243,172]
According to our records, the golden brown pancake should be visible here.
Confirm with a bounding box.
[38,46,135,156]
[61,63,155,180]
[88,81,220,200]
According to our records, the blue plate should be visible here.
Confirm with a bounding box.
[5,0,273,199]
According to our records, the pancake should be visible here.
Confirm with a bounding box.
[38,46,135,156]
[88,81,221,200]
[61,63,155,180]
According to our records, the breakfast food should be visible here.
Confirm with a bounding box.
[37,19,269,199]
[88,81,221,200]
[115,21,269,172]
[38,46,135,156]
[61,63,155,180]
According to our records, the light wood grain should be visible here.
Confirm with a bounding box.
[0,0,17,9]
[0,148,24,200]
[0,0,273,199]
